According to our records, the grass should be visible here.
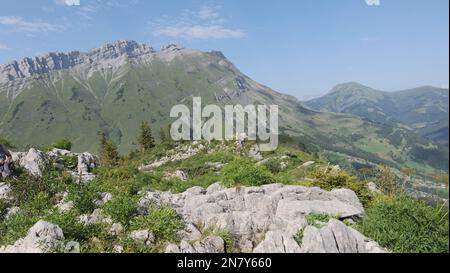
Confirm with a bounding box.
[357,195,449,253]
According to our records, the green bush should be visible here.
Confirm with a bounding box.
[45,209,109,245]
[103,194,138,225]
[60,154,78,171]
[44,139,73,151]
[131,204,184,243]
[308,170,373,207]
[358,195,449,253]
[67,184,98,214]
[263,158,283,174]
[222,158,275,187]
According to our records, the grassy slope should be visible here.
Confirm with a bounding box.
[0,55,448,176]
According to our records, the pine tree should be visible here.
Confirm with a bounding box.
[137,121,155,151]
[99,132,120,167]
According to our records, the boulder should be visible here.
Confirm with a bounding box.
[300,219,386,253]
[129,230,155,246]
[94,192,113,206]
[110,223,124,237]
[0,220,64,253]
[19,148,45,176]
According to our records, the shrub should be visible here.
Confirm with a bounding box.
[67,184,98,214]
[103,194,138,225]
[222,158,275,187]
[263,158,282,174]
[60,154,78,171]
[358,195,449,253]
[308,170,373,207]
[294,227,305,246]
[131,204,184,243]
[45,209,109,246]
[45,139,72,151]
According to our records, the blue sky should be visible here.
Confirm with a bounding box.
[0,0,448,99]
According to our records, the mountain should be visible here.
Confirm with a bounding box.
[0,41,448,174]
[304,82,449,147]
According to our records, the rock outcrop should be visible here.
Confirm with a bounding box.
[10,148,97,183]
[0,220,64,253]
[137,183,384,253]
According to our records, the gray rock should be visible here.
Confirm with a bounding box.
[138,183,365,253]
[164,170,188,181]
[113,245,124,253]
[0,220,64,253]
[367,182,382,194]
[64,241,80,253]
[300,219,386,253]
[0,182,11,200]
[5,206,20,219]
[94,192,113,206]
[248,145,263,161]
[129,230,155,245]
[19,148,44,176]
[110,223,124,237]
[79,209,112,225]
[301,161,315,167]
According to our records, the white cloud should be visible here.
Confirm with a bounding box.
[0,16,65,33]
[154,25,244,39]
[151,6,244,40]
[198,6,221,20]
[0,43,9,50]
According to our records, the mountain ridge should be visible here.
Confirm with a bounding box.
[305,82,449,146]
[0,40,448,175]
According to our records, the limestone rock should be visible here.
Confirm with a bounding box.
[0,220,64,253]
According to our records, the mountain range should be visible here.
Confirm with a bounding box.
[0,40,448,174]
[305,82,449,147]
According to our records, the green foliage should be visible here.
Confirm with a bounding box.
[263,158,283,174]
[222,157,275,187]
[305,213,334,228]
[44,139,73,151]
[0,212,39,245]
[0,136,15,149]
[308,169,373,207]
[294,227,305,246]
[131,204,184,243]
[358,195,449,253]
[67,184,98,214]
[60,154,78,171]
[7,168,72,208]
[103,194,138,225]
[99,133,120,167]
[201,225,237,253]
[45,209,109,245]
[137,121,155,152]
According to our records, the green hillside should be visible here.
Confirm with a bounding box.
[305,82,449,147]
[0,41,448,176]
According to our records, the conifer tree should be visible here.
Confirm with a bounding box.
[99,132,120,167]
[137,121,155,151]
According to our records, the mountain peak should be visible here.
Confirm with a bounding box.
[330,82,372,93]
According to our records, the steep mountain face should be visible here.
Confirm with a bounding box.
[304,82,449,146]
[0,41,448,174]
